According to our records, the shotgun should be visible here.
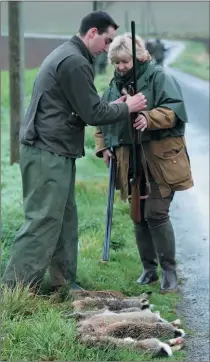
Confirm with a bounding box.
[129,20,141,223]
[129,20,150,223]
[102,148,116,261]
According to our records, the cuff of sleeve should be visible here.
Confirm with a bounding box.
[140,108,175,129]
[95,147,107,158]
[94,129,107,158]
[120,102,130,119]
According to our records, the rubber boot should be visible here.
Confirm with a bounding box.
[149,220,178,293]
[134,222,159,285]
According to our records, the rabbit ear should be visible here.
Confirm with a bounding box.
[140,291,152,298]
[158,342,173,357]
[146,291,153,296]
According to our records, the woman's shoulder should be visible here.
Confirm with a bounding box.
[146,60,164,78]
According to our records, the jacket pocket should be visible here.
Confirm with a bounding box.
[152,138,192,185]
[65,112,86,130]
[62,117,85,157]
[20,92,43,145]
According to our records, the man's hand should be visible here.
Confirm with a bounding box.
[126,92,147,113]
[110,95,127,105]
[102,149,114,168]
[133,113,148,132]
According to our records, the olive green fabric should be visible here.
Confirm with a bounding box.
[149,220,178,292]
[3,145,78,288]
[20,35,129,159]
[99,60,188,148]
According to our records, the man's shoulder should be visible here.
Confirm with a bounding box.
[62,53,89,67]
[59,41,89,67]
[42,40,89,70]
[57,54,91,79]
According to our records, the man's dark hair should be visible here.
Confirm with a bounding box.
[79,11,119,35]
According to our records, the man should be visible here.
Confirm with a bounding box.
[152,38,167,66]
[94,51,108,74]
[3,11,147,292]
[145,39,155,57]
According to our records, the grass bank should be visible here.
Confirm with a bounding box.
[1,68,184,361]
[170,40,209,81]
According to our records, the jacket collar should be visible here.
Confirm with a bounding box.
[70,35,94,64]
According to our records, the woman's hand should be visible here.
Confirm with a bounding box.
[133,113,148,131]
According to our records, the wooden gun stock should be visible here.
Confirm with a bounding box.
[130,181,141,223]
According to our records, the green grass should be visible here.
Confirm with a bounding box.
[170,40,209,81]
[1,286,185,362]
[1,68,184,361]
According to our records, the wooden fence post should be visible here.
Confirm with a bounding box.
[8,1,25,164]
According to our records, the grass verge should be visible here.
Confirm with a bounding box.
[170,40,209,81]
[1,68,184,361]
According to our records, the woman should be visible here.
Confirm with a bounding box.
[94,33,194,294]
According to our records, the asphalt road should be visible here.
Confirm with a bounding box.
[1,34,209,360]
[165,43,209,361]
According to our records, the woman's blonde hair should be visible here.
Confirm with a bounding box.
[108,32,151,64]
